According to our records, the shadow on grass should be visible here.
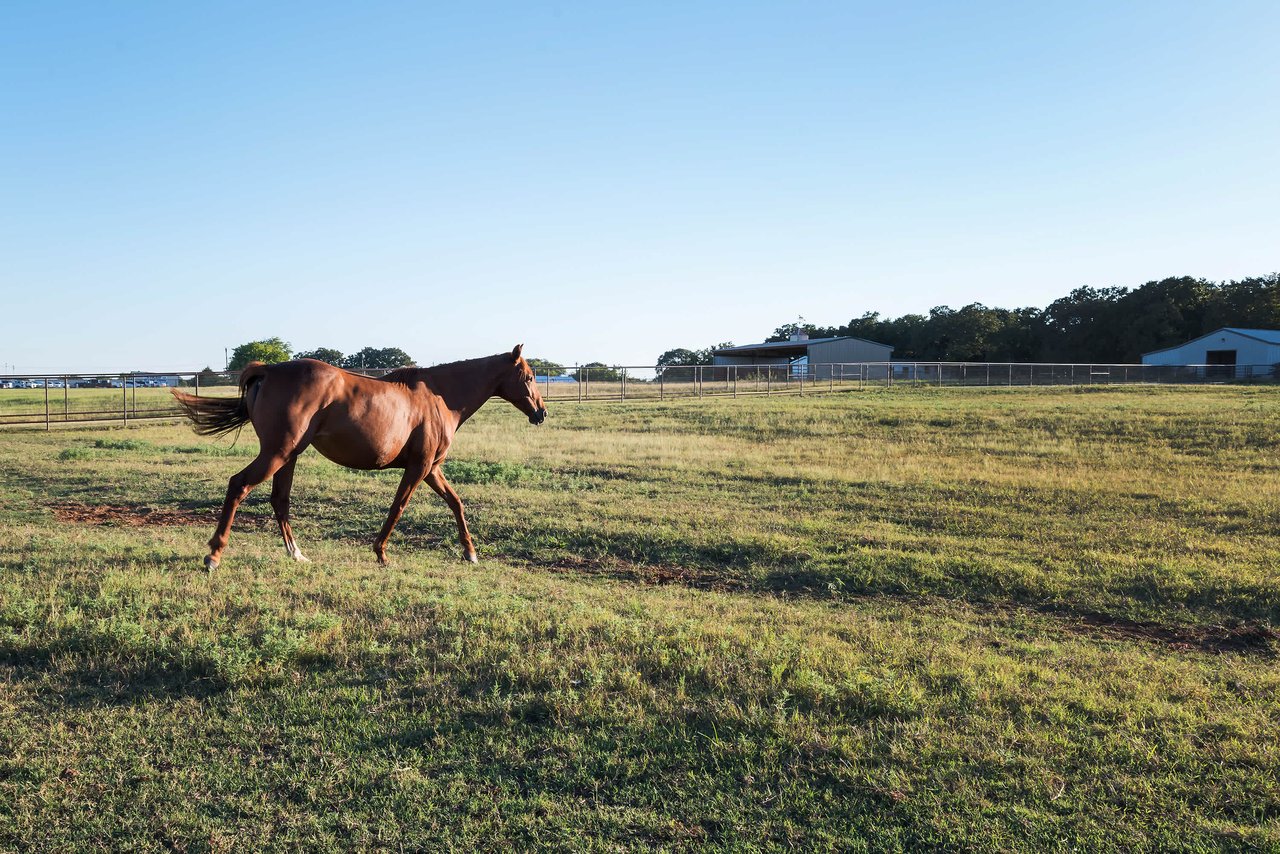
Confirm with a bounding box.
[0,637,231,708]
[511,551,1280,659]
[367,700,914,849]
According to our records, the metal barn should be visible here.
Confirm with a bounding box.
[1142,328,1280,378]
[712,331,894,378]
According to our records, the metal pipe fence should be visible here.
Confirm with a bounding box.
[0,362,1274,428]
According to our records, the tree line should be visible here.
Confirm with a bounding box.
[194,339,417,384]
[212,343,639,382]
[221,339,417,372]
[663,273,1279,365]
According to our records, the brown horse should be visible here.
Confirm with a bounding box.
[172,345,546,571]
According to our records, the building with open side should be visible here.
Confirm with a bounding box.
[712,331,894,378]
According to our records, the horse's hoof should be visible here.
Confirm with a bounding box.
[203,555,219,572]
[288,548,310,563]
[464,552,479,564]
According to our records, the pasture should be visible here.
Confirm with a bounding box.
[0,386,1277,851]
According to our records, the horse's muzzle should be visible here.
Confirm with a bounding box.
[529,407,547,425]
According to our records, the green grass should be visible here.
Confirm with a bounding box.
[1,386,1278,851]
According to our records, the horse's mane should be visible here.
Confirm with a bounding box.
[378,354,508,386]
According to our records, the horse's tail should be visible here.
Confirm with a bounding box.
[170,362,269,438]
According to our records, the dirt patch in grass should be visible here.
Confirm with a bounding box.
[532,554,749,593]
[50,502,270,530]
[1063,611,1279,658]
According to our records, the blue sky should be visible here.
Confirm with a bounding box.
[2,1,1277,372]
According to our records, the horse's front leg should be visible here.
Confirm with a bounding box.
[373,462,428,565]
[424,467,478,563]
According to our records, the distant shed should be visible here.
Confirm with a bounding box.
[712,331,893,378]
[1142,328,1280,377]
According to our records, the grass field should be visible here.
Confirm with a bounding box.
[1,385,1278,851]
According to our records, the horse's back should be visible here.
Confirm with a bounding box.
[251,360,430,469]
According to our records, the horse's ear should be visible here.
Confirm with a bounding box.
[511,344,523,363]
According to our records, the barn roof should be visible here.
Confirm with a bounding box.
[1223,328,1280,343]
[1142,327,1280,357]
[712,336,890,358]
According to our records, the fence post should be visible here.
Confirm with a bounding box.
[44,380,50,431]
[620,367,626,401]
[122,376,127,425]
[659,369,664,400]
[733,365,737,398]
[63,375,69,422]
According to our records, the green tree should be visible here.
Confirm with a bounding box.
[656,343,735,368]
[656,348,704,367]
[1210,274,1280,331]
[573,362,622,382]
[194,366,233,387]
[342,347,416,371]
[766,318,838,343]
[294,347,345,365]
[526,358,565,377]
[228,338,291,371]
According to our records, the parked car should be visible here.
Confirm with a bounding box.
[0,381,12,389]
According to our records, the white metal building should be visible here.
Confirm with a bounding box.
[712,331,894,378]
[1141,328,1280,377]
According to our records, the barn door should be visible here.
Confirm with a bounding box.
[1205,349,1236,379]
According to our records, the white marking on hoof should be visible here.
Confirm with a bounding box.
[286,545,311,563]
[464,552,479,564]
[204,555,218,572]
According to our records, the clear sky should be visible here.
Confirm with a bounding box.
[2,1,1277,372]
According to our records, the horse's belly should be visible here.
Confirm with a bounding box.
[307,437,396,471]
[311,427,408,470]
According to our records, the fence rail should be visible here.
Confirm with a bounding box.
[0,361,1274,429]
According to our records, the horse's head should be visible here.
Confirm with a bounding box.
[496,344,547,425]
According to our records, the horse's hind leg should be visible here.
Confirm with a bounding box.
[271,456,309,563]
[206,451,291,571]
[425,467,478,563]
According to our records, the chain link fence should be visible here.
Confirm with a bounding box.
[0,361,1274,428]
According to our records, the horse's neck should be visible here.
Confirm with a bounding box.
[424,358,502,426]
